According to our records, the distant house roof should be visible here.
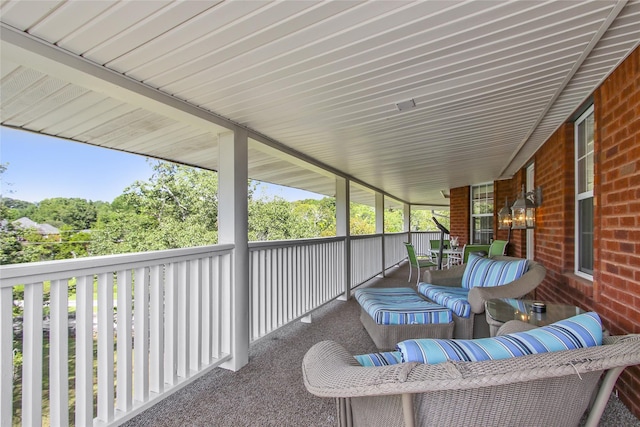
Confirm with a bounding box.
[38,223,60,235]
[12,217,60,236]
[13,217,38,228]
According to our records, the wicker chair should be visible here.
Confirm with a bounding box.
[421,255,546,338]
[302,322,640,427]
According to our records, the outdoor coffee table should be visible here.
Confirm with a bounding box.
[485,298,586,337]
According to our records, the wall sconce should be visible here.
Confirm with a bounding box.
[511,185,543,229]
[497,197,512,230]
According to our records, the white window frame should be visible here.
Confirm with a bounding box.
[470,182,494,244]
[574,105,594,280]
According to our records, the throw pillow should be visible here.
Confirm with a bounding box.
[355,351,403,367]
[396,311,602,365]
[461,254,528,289]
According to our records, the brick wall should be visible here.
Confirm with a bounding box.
[449,186,470,245]
[591,46,640,415]
[447,46,640,417]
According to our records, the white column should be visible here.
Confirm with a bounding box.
[375,192,385,276]
[218,129,250,371]
[403,203,411,236]
[336,177,350,300]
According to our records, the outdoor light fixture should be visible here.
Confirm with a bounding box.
[511,185,543,229]
[498,197,512,230]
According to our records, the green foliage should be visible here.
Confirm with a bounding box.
[1,198,36,220]
[58,226,91,259]
[350,203,375,235]
[30,197,98,230]
[410,210,450,231]
[384,208,404,233]
[2,159,451,261]
[90,160,219,255]
[249,196,298,241]
[290,198,336,237]
[0,204,42,264]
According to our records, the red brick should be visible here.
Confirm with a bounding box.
[448,46,640,418]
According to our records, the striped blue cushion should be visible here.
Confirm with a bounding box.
[354,351,403,367]
[355,287,452,325]
[461,254,528,289]
[417,284,471,317]
[396,312,603,365]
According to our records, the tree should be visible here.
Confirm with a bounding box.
[90,160,219,255]
[31,198,98,230]
[384,208,404,233]
[291,198,336,237]
[350,203,375,235]
[1,198,36,220]
[410,210,450,231]
[248,196,299,241]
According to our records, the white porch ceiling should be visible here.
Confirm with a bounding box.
[1,0,639,207]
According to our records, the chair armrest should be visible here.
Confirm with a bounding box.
[496,320,539,335]
[422,263,466,287]
[467,262,547,313]
[302,340,424,398]
[302,337,640,400]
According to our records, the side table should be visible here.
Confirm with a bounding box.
[485,298,585,337]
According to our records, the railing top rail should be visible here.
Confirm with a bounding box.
[350,233,383,240]
[249,236,344,250]
[0,243,234,287]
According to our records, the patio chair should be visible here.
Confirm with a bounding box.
[404,242,437,286]
[302,316,640,427]
[488,239,508,257]
[420,255,546,338]
[461,243,491,263]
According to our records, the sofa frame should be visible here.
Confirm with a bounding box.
[422,255,546,338]
[302,321,640,427]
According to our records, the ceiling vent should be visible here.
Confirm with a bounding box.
[395,99,416,112]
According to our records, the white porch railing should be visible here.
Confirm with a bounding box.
[1,233,422,426]
[248,237,346,342]
[350,235,383,288]
[384,232,410,270]
[0,245,234,427]
[411,231,449,254]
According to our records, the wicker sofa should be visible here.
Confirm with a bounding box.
[421,255,546,338]
[302,320,640,427]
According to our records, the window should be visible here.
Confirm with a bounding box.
[471,183,494,244]
[575,105,594,278]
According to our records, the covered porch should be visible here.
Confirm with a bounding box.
[1,1,640,425]
[120,264,639,427]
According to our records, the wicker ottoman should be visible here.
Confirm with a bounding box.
[354,287,454,350]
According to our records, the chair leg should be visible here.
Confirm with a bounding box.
[584,367,625,427]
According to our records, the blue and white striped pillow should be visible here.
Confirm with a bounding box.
[354,351,403,367]
[461,254,528,289]
[396,312,602,365]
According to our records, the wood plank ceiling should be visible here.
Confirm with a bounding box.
[1,0,639,207]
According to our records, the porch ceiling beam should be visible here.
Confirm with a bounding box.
[1,23,418,206]
[249,131,414,206]
[0,23,232,135]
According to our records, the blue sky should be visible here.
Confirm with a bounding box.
[0,126,323,203]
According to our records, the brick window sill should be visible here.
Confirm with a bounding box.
[562,272,594,298]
